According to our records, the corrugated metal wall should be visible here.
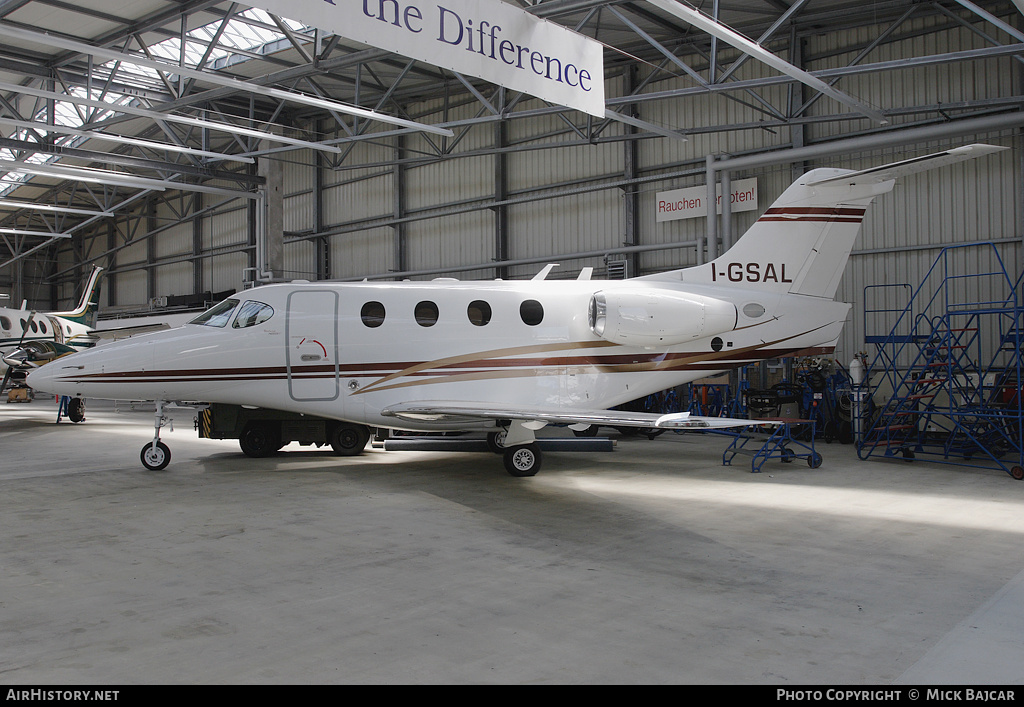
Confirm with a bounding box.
[33,9,1022,377]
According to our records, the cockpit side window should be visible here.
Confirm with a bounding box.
[189,298,239,328]
[232,301,274,329]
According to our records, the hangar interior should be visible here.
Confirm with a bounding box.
[1,0,1024,685]
[1,0,1021,467]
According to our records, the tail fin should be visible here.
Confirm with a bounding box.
[644,144,1007,298]
[52,265,103,327]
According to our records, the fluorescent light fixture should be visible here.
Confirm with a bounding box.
[0,228,71,238]
[0,117,255,164]
[0,159,168,189]
[645,0,888,125]
[0,160,257,199]
[0,23,454,138]
[0,199,114,216]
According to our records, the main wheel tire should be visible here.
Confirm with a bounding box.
[572,425,599,438]
[140,441,170,471]
[67,397,85,423]
[503,443,542,477]
[239,422,280,458]
[329,423,370,456]
[486,429,507,454]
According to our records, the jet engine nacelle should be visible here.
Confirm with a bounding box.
[588,288,737,346]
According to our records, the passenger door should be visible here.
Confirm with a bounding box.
[285,289,339,402]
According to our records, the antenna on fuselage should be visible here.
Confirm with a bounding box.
[533,264,560,280]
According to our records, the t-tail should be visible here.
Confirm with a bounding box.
[644,144,1007,298]
[50,265,103,327]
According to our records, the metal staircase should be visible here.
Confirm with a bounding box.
[856,243,1023,479]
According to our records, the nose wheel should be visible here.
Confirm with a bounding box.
[140,400,174,470]
[141,441,171,470]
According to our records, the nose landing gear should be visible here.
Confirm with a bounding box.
[140,401,173,471]
[139,401,205,471]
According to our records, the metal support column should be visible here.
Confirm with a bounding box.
[393,134,407,278]
[257,156,283,282]
[494,121,509,280]
[704,154,717,264]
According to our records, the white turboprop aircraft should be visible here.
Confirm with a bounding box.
[27,144,1006,474]
[1,265,169,411]
[1,265,104,365]
[1,266,109,409]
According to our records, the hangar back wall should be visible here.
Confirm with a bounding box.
[32,7,1024,366]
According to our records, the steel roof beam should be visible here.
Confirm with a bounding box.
[645,0,889,125]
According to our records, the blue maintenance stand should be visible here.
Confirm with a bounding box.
[721,419,821,473]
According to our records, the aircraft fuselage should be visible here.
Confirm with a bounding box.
[30,277,848,431]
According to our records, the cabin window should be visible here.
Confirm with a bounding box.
[0,316,10,330]
[360,301,386,328]
[20,319,27,331]
[467,300,491,327]
[189,298,239,328]
[232,301,274,329]
[39,321,47,334]
[29,320,37,333]
[520,300,544,326]
[415,300,439,327]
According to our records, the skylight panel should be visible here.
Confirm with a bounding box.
[0,8,312,197]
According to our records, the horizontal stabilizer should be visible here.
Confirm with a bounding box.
[805,144,1007,186]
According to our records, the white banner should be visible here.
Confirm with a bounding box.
[249,0,606,117]
[656,178,758,222]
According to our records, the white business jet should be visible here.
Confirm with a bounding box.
[27,144,1006,475]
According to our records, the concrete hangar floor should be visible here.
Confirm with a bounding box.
[1,397,1022,686]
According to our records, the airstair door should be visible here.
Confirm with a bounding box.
[285,289,339,402]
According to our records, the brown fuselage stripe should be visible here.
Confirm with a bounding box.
[759,206,865,224]
[53,345,837,390]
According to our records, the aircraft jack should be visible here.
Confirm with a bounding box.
[56,395,85,422]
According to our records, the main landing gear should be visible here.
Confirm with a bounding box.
[502,443,543,477]
[487,426,543,477]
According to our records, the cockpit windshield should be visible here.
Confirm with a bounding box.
[232,301,274,328]
[189,298,239,327]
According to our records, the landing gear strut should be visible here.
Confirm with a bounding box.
[140,401,173,470]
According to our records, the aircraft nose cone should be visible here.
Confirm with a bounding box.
[25,366,48,391]
[26,361,63,394]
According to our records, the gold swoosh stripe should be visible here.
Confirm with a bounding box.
[356,339,619,394]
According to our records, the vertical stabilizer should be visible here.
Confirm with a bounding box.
[702,171,893,299]
[640,144,1007,299]
[52,265,103,327]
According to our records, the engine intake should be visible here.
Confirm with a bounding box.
[588,288,737,347]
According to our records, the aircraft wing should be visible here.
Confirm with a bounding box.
[380,401,760,430]
[90,322,170,340]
